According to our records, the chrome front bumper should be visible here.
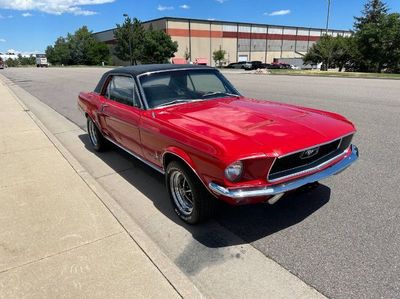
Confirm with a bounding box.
[209,145,359,199]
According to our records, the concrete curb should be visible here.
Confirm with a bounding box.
[0,74,204,299]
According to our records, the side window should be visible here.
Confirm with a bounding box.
[105,75,141,108]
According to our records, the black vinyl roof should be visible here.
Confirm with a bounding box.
[94,64,214,93]
[108,64,213,76]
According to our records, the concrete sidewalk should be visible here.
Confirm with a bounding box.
[0,79,200,297]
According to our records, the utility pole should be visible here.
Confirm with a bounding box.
[123,13,133,65]
[325,0,331,35]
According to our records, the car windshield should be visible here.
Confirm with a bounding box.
[139,69,240,108]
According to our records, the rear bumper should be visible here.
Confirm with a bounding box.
[209,145,359,200]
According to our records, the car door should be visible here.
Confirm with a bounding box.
[99,74,143,156]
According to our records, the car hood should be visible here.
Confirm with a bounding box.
[157,97,355,158]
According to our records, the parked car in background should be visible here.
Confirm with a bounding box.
[243,61,265,70]
[265,63,280,69]
[279,63,291,69]
[273,58,307,70]
[78,64,359,224]
[265,63,292,70]
[194,58,208,65]
[225,62,246,69]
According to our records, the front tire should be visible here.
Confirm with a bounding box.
[166,161,217,224]
[87,117,106,152]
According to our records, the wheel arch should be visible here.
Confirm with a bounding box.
[162,148,210,191]
[85,110,101,130]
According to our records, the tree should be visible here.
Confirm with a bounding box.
[332,36,357,72]
[303,0,400,73]
[353,0,391,72]
[304,35,359,72]
[355,0,388,30]
[303,35,337,70]
[213,47,226,68]
[184,47,190,61]
[17,54,36,66]
[45,26,109,66]
[114,16,145,65]
[87,41,111,65]
[68,26,110,65]
[141,26,178,64]
[381,13,400,72]
[46,37,71,65]
[114,17,178,64]
[6,58,18,67]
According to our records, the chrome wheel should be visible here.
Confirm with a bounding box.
[166,161,217,224]
[169,170,194,216]
[88,119,98,147]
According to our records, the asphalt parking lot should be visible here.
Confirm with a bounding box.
[2,67,400,299]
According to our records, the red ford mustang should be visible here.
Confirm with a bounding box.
[78,64,359,224]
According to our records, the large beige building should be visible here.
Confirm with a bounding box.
[93,17,351,66]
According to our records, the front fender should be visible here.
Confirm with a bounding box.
[163,146,196,170]
[162,146,215,190]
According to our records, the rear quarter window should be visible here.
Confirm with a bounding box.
[105,75,141,107]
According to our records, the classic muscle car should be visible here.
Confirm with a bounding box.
[78,64,359,224]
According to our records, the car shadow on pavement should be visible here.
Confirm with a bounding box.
[79,134,331,248]
[216,186,331,243]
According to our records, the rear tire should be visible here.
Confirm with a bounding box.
[87,117,106,152]
[166,161,217,224]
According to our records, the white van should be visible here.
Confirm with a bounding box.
[36,54,49,67]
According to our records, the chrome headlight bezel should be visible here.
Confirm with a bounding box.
[224,160,244,182]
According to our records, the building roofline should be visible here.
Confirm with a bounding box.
[161,16,351,32]
[92,18,156,35]
[93,16,351,35]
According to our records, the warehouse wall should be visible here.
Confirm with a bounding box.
[167,20,190,58]
[93,17,351,66]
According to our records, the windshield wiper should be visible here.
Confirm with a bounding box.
[155,99,202,108]
[202,91,241,98]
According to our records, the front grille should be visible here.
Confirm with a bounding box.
[268,134,353,181]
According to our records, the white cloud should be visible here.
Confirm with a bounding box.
[0,38,6,42]
[22,12,32,17]
[0,0,114,16]
[179,4,190,9]
[157,4,174,11]
[215,0,227,3]
[264,9,291,16]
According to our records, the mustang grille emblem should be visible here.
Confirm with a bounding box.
[300,147,319,159]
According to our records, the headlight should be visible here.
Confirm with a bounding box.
[224,161,243,182]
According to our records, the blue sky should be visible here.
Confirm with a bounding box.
[1,0,399,54]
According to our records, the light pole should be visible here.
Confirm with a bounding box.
[123,13,133,65]
[325,0,331,35]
